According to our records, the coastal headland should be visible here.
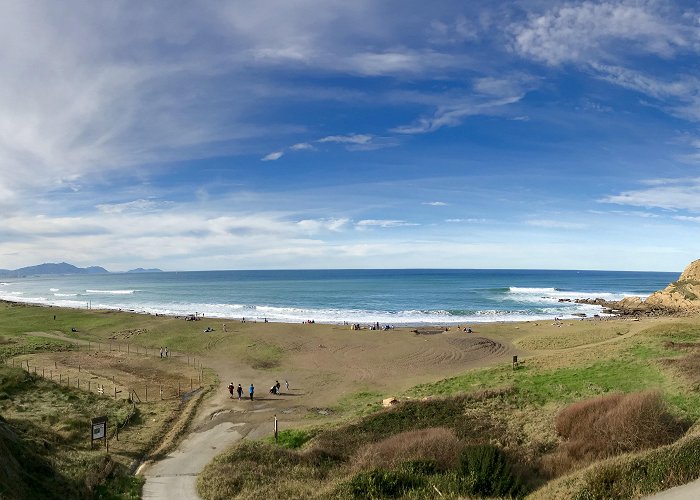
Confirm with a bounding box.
[1,264,699,499]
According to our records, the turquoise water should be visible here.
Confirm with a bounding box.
[0,269,678,325]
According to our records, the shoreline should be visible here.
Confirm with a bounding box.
[0,296,617,327]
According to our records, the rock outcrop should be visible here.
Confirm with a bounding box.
[645,259,700,312]
[577,259,700,316]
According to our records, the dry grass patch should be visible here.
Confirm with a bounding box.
[542,391,688,476]
[351,427,461,472]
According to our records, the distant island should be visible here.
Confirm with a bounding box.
[0,262,162,277]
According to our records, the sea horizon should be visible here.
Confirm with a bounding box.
[0,268,678,326]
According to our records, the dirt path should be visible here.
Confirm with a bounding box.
[140,422,246,500]
[646,478,700,500]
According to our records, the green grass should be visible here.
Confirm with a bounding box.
[268,428,316,449]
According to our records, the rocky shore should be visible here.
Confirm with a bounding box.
[576,259,700,317]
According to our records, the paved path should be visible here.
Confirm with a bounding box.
[140,422,245,500]
[646,478,700,500]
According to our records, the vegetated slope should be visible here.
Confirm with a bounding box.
[197,318,700,499]
[646,258,700,312]
[0,414,76,500]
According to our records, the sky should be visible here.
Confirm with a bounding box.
[1,0,699,272]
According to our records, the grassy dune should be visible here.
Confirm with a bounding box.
[1,300,699,498]
[197,319,700,499]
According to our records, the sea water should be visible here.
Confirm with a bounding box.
[0,269,678,325]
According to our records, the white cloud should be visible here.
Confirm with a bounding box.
[356,219,419,228]
[445,218,486,223]
[296,218,349,233]
[392,95,523,134]
[262,151,284,161]
[526,219,587,229]
[511,1,691,65]
[423,201,448,206]
[290,142,316,151]
[318,134,373,144]
[601,178,700,212]
[96,199,165,214]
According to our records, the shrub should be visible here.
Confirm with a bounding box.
[351,427,461,472]
[544,391,688,475]
[456,444,525,498]
[343,465,426,498]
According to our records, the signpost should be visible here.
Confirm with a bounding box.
[91,416,108,452]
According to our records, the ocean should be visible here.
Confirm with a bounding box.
[0,269,678,326]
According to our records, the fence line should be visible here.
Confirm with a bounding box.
[4,347,206,404]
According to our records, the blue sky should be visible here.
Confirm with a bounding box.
[1,0,699,272]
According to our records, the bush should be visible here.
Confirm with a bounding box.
[544,391,688,475]
[352,427,461,472]
[344,464,426,498]
[456,444,525,498]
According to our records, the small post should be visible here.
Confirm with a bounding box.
[114,387,117,399]
[67,376,70,386]
[127,344,129,354]
[55,361,57,369]
[78,378,80,389]
[89,380,91,392]
[190,378,193,391]
[160,385,163,400]
[512,355,518,370]
[59,373,62,383]
[112,375,115,384]
[145,385,148,402]
[274,415,278,443]
[178,382,180,397]
[79,364,81,372]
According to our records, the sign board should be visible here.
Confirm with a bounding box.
[90,416,108,449]
[92,422,106,440]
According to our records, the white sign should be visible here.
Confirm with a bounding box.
[92,422,105,440]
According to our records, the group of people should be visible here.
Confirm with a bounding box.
[159,346,169,357]
[227,379,289,400]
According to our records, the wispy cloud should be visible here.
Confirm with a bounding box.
[262,151,284,161]
[526,219,587,230]
[318,134,373,145]
[392,95,524,134]
[423,201,448,206]
[601,178,700,212]
[510,1,691,65]
[356,219,419,228]
[290,142,316,151]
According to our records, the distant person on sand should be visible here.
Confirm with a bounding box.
[237,384,243,400]
[249,383,254,400]
[160,347,163,358]
[275,380,281,393]
[285,380,289,391]
[228,382,234,398]
[165,346,169,357]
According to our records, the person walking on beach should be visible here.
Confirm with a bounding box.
[249,383,254,401]
[237,383,243,400]
[228,382,234,398]
[160,347,163,358]
[275,380,281,394]
[165,346,169,357]
[285,380,289,391]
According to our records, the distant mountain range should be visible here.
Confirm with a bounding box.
[0,262,162,277]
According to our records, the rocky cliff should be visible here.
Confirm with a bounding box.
[576,259,700,315]
[645,259,700,312]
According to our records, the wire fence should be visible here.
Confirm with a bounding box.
[4,343,206,403]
